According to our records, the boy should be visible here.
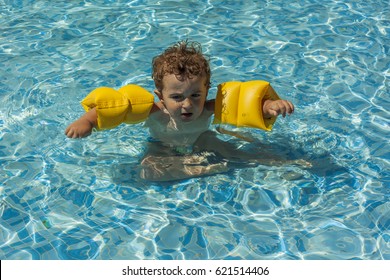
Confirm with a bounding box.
[65,41,296,181]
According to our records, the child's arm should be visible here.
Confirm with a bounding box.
[205,98,294,118]
[65,108,97,138]
[262,99,294,118]
[65,103,161,139]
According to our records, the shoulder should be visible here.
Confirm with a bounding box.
[204,99,215,115]
[149,101,167,118]
[147,101,169,124]
[150,102,163,114]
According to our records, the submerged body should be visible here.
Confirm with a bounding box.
[65,41,300,181]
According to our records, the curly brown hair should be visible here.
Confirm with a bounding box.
[152,40,211,91]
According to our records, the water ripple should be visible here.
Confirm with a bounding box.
[0,0,389,260]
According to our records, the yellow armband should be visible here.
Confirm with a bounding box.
[213,80,280,131]
[81,84,154,129]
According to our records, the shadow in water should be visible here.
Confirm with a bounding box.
[110,136,352,187]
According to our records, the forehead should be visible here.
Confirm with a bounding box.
[162,74,207,92]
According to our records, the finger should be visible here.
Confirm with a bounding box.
[73,130,83,138]
[289,101,295,113]
[283,100,292,116]
[276,101,287,117]
[65,126,77,138]
[67,129,76,139]
[268,109,279,117]
[285,100,294,114]
[279,100,293,117]
[65,129,72,138]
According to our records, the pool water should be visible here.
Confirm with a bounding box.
[0,0,389,260]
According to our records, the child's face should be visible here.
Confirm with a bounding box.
[157,74,208,123]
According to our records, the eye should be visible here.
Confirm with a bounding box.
[171,95,184,101]
[191,92,202,98]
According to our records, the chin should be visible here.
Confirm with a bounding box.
[180,117,194,123]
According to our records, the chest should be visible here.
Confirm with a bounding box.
[145,111,212,147]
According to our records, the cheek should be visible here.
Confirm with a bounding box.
[164,100,181,113]
[195,97,206,109]
[192,101,205,116]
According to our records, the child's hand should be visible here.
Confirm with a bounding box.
[65,108,97,138]
[263,99,294,118]
[65,118,94,138]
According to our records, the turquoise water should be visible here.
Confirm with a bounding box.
[0,0,389,260]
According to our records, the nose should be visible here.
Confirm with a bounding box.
[182,98,192,109]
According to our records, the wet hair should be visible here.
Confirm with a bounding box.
[152,40,211,91]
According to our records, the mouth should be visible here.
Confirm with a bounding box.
[181,112,193,120]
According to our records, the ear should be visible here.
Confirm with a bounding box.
[205,81,211,97]
[154,89,164,102]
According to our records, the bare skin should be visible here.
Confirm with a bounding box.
[65,75,294,140]
[65,108,97,139]
[65,74,299,181]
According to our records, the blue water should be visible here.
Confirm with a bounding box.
[0,0,389,260]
